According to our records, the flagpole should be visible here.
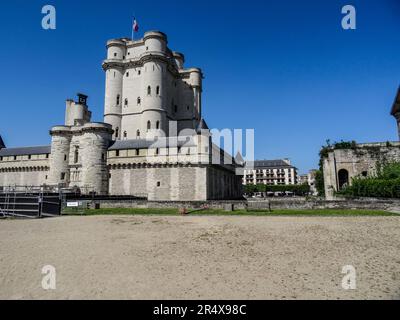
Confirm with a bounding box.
[131,17,134,40]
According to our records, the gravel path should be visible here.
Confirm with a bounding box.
[0,215,399,299]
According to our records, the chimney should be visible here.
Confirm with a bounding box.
[283,158,291,165]
[77,93,88,106]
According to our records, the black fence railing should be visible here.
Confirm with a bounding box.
[0,192,61,218]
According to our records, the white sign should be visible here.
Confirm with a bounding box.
[67,202,79,207]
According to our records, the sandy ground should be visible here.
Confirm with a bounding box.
[0,215,399,300]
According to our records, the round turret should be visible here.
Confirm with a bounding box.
[80,123,113,195]
[188,68,202,87]
[143,31,167,53]
[106,39,127,60]
[48,126,72,186]
[104,65,123,139]
[139,55,167,135]
[173,52,185,69]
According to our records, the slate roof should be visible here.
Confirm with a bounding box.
[196,118,209,133]
[245,160,295,169]
[0,135,5,149]
[108,137,197,150]
[391,87,400,116]
[0,146,51,157]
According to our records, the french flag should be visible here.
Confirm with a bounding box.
[133,18,139,33]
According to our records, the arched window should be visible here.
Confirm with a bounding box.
[156,86,160,95]
[115,127,119,138]
[116,95,120,106]
[147,86,151,95]
[123,131,127,139]
[155,148,159,155]
[135,149,139,156]
[124,98,128,106]
[156,121,160,129]
[137,97,141,105]
[147,121,151,131]
[136,130,140,138]
[338,169,349,190]
[74,147,79,164]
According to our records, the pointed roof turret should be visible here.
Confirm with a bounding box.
[196,118,209,134]
[0,135,5,149]
[391,86,400,116]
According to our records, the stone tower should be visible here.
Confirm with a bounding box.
[102,31,203,140]
[48,94,113,195]
[391,87,400,140]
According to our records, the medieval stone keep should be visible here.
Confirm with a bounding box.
[0,31,243,201]
[322,88,400,200]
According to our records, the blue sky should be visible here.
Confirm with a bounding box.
[0,0,399,173]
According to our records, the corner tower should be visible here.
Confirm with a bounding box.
[103,39,125,140]
[49,94,113,195]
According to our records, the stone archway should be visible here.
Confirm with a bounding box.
[338,169,349,190]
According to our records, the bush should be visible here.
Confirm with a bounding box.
[339,162,400,198]
[377,162,400,180]
[339,177,400,198]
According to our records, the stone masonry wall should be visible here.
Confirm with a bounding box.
[323,142,400,200]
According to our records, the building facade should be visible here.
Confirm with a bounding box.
[243,159,298,186]
[0,31,243,201]
[297,174,309,185]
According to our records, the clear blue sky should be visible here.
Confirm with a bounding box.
[0,0,399,174]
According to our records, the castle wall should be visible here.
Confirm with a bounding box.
[0,155,50,188]
[323,142,400,200]
[108,163,242,201]
[109,165,207,201]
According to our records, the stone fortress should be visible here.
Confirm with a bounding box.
[0,31,243,201]
[323,88,400,200]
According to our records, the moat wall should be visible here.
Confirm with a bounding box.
[78,197,400,213]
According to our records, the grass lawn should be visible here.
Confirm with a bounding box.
[63,207,398,216]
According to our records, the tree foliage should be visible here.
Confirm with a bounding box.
[339,162,400,198]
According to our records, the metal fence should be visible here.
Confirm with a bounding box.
[0,187,62,219]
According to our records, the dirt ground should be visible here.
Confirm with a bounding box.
[0,215,399,300]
